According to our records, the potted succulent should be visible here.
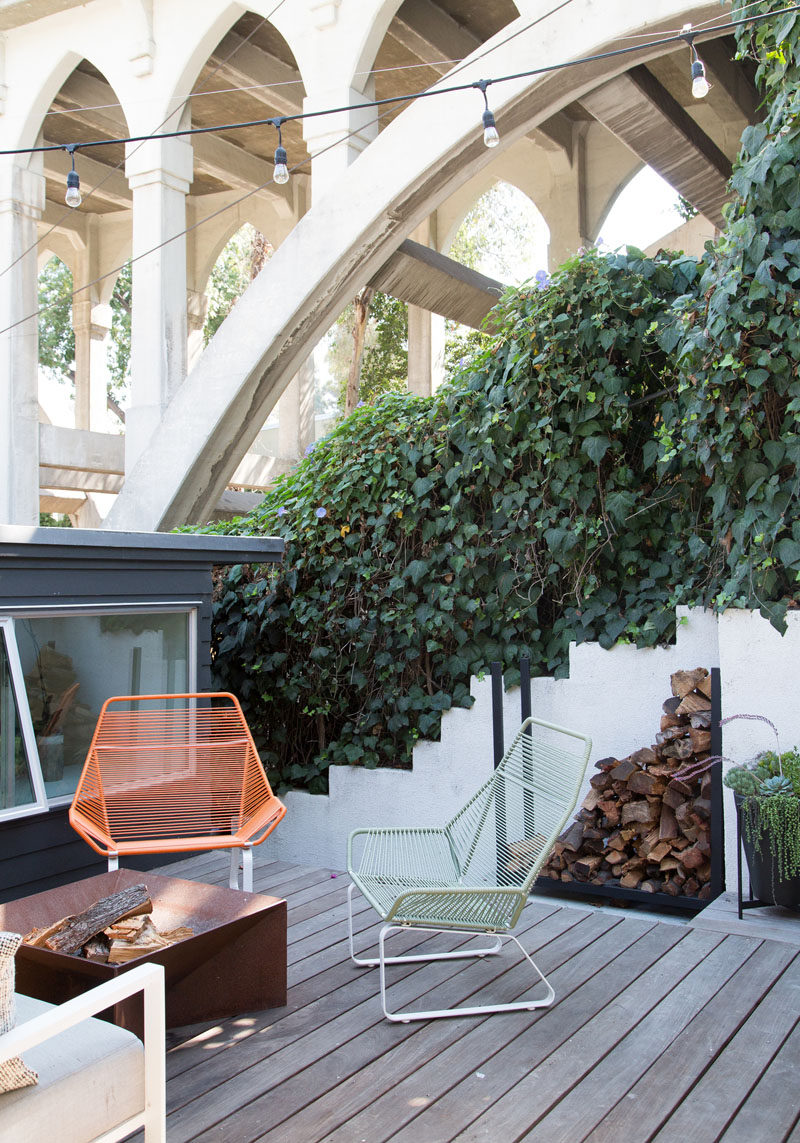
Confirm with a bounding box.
[722,724,800,909]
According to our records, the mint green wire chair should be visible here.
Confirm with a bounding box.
[347,716,593,1022]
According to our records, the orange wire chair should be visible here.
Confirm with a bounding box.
[69,692,286,891]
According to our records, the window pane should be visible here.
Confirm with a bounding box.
[16,612,191,800]
[0,631,36,810]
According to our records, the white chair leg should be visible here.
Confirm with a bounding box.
[107,854,119,873]
[377,924,556,1023]
[229,848,240,890]
[348,882,502,968]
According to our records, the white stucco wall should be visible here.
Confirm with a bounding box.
[270,605,727,875]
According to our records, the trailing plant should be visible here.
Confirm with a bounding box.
[663,0,800,630]
[204,246,715,792]
[721,714,800,888]
[199,2,800,795]
[724,754,800,884]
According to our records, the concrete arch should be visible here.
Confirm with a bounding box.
[593,162,649,245]
[105,0,720,532]
[437,166,548,258]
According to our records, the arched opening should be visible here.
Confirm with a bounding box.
[38,255,75,426]
[203,223,272,346]
[598,167,685,253]
[444,180,549,372]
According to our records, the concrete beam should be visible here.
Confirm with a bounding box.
[39,488,87,514]
[369,238,504,329]
[580,65,732,228]
[230,452,294,490]
[53,71,303,209]
[40,200,88,238]
[38,423,124,474]
[208,31,304,116]
[39,466,123,493]
[390,0,481,67]
[213,489,264,519]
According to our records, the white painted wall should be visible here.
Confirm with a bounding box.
[270,605,727,875]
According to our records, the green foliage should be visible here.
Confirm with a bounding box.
[108,262,131,396]
[204,246,718,792]
[38,513,72,528]
[38,257,75,382]
[328,292,408,416]
[203,225,263,345]
[724,740,800,883]
[662,1,800,630]
[200,5,800,795]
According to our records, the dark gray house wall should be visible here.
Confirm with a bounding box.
[0,526,282,902]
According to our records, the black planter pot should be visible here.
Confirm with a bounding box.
[735,793,800,909]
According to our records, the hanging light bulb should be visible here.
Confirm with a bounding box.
[691,57,710,99]
[475,80,500,148]
[64,147,81,208]
[682,26,710,100]
[482,108,500,148]
[271,119,290,185]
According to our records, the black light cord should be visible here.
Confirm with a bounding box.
[2,2,797,159]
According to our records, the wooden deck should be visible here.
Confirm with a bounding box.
[148,850,800,1143]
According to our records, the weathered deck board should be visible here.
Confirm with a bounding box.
[142,853,800,1143]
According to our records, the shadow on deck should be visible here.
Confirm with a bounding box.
[146,850,800,1143]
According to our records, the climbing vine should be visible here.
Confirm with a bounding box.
[200,2,800,794]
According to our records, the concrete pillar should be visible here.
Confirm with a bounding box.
[186,287,208,371]
[125,137,193,471]
[407,304,432,397]
[431,312,446,392]
[302,81,377,201]
[73,293,91,429]
[0,160,44,524]
[88,303,113,429]
[278,353,315,458]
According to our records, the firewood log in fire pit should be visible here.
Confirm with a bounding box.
[23,884,193,962]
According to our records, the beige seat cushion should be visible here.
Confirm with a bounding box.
[0,931,37,1092]
[0,994,144,1143]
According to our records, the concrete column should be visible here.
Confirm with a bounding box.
[186,287,209,371]
[278,353,315,458]
[0,160,44,524]
[302,81,377,201]
[88,303,113,429]
[431,312,446,392]
[125,137,193,471]
[73,293,91,429]
[407,304,432,397]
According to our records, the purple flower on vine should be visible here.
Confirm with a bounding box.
[305,441,317,456]
[276,506,287,517]
[535,269,550,290]
[315,506,327,518]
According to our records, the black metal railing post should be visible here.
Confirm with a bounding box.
[709,667,725,902]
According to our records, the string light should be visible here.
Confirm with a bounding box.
[64,145,81,207]
[271,117,290,184]
[682,24,710,99]
[475,79,500,148]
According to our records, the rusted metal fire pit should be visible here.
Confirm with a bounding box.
[0,868,287,1038]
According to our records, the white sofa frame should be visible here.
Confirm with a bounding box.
[0,962,166,1143]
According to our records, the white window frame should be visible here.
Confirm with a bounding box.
[0,605,198,821]
[0,617,48,819]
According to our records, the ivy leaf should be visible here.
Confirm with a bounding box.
[582,435,611,464]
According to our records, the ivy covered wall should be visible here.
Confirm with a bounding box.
[203,2,800,794]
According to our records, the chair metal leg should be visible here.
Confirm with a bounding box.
[108,854,119,873]
[229,848,240,890]
[376,923,555,1023]
[241,846,253,893]
[347,882,502,968]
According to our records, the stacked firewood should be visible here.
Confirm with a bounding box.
[541,668,714,900]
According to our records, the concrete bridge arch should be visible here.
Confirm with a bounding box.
[104,0,723,531]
